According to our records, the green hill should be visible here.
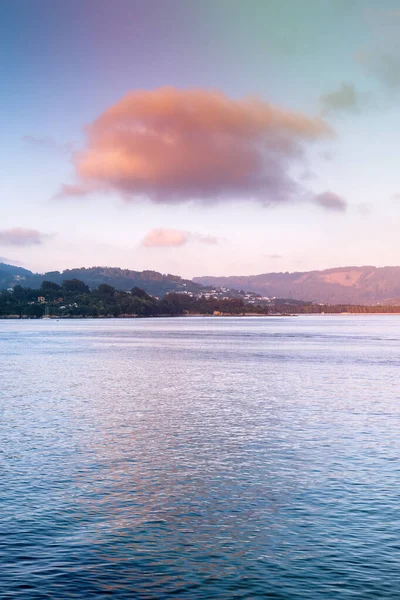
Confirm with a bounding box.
[0,263,203,297]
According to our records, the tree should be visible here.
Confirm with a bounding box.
[40,280,61,292]
[159,293,184,315]
[25,304,45,318]
[96,283,115,296]
[131,286,149,298]
[62,279,90,294]
[40,281,62,299]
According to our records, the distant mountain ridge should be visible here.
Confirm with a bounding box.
[194,266,400,305]
[3,262,400,304]
[0,264,203,297]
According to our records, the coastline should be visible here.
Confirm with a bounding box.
[4,312,400,320]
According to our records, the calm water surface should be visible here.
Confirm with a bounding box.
[1,316,400,598]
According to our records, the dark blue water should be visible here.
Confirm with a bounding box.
[1,316,400,598]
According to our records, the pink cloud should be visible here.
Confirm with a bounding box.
[54,183,90,200]
[313,192,348,212]
[58,87,331,204]
[141,228,222,248]
[0,228,50,246]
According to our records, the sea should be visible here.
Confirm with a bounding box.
[1,315,400,598]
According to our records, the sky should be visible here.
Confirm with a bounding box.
[2,0,400,278]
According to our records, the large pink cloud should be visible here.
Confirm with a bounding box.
[58,87,332,204]
[141,228,221,248]
[0,228,49,246]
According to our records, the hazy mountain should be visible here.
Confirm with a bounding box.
[194,266,400,305]
[0,263,34,289]
[0,263,203,297]
[4,262,400,304]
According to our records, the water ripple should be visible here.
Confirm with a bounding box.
[1,316,400,598]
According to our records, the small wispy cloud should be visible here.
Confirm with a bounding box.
[357,203,372,215]
[24,135,73,155]
[365,53,400,92]
[320,151,335,162]
[0,256,24,265]
[313,191,348,212]
[320,83,364,115]
[0,228,51,246]
[53,183,89,201]
[141,228,223,248]
[264,253,283,259]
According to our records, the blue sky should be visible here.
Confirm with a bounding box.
[2,0,400,277]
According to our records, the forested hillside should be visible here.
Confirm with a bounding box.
[0,263,203,297]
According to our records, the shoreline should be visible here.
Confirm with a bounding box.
[3,312,400,320]
[0,313,291,320]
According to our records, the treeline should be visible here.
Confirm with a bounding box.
[1,279,400,318]
[274,302,400,314]
[0,279,253,318]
